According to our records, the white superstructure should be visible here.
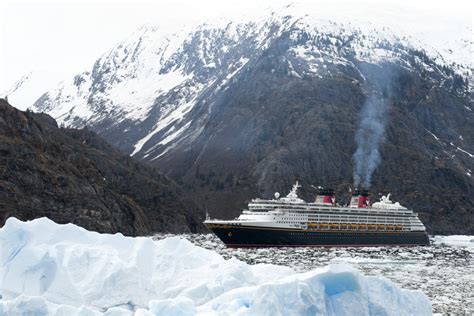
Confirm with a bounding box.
[205,182,427,232]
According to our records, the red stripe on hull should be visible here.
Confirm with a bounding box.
[225,243,423,248]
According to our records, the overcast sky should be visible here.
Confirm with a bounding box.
[1,0,472,91]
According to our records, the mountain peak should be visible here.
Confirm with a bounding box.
[27,2,473,234]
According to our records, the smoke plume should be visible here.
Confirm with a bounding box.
[352,94,389,188]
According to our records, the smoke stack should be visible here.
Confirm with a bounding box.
[349,189,369,208]
[315,187,335,205]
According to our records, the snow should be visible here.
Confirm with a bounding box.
[33,25,195,129]
[24,1,471,161]
[0,217,432,315]
[131,96,198,156]
[217,57,249,90]
[287,60,302,78]
[455,146,474,158]
[1,70,64,111]
[447,142,474,158]
[108,67,193,122]
[44,75,95,123]
[158,121,192,146]
[278,2,472,70]
[425,129,440,141]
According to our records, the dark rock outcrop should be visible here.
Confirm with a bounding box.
[0,99,203,235]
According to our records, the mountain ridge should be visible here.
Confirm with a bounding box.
[29,6,473,234]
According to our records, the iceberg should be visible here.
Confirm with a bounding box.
[431,235,474,249]
[0,217,432,315]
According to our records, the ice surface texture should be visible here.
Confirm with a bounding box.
[0,217,432,315]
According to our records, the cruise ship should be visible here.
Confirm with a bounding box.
[204,182,429,247]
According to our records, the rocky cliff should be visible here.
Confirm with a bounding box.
[0,99,203,235]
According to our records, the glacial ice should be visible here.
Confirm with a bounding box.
[0,217,432,315]
[432,235,474,249]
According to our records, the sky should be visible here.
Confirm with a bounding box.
[0,0,266,91]
[1,0,472,92]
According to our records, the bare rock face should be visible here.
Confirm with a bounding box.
[0,99,203,235]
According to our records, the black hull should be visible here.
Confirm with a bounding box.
[208,225,430,247]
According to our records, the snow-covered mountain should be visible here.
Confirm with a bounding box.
[31,2,473,234]
[1,70,64,111]
[33,3,472,158]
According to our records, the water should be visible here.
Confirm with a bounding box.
[155,234,473,315]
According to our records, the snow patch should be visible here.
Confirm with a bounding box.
[425,129,440,141]
[455,146,474,158]
[131,97,197,156]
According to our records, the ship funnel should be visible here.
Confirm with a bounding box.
[314,187,335,205]
[349,188,369,208]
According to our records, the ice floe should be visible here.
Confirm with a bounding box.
[1,217,432,315]
[432,235,474,249]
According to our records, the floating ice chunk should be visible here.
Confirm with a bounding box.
[432,235,474,249]
[197,264,431,316]
[0,217,432,315]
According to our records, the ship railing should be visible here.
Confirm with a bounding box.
[307,213,412,231]
[275,206,413,216]
[250,200,415,215]
[306,222,411,231]
[205,218,255,223]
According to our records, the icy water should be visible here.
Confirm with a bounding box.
[155,234,473,315]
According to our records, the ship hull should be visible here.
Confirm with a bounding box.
[207,225,429,247]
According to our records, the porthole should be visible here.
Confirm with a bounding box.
[228,232,232,237]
